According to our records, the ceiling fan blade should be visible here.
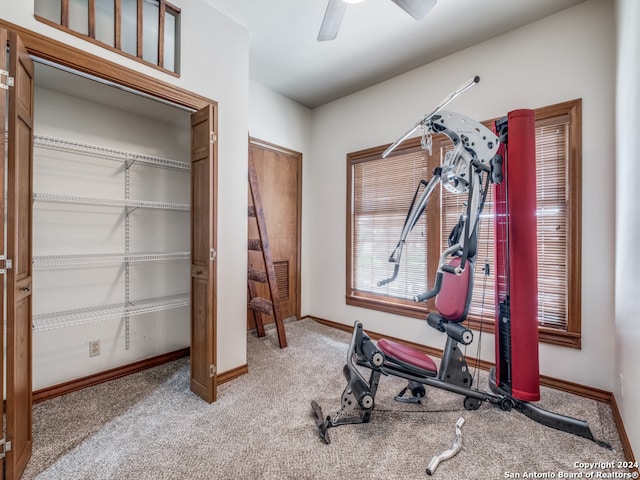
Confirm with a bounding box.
[390,0,436,20]
[318,0,348,42]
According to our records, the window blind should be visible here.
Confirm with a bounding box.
[439,119,569,329]
[535,120,569,328]
[352,150,432,301]
[439,145,496,320]
[347,100,580,343]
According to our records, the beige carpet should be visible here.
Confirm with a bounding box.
[23,318,627,479]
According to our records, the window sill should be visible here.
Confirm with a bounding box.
[346,293,430,320]
[346,294,581,349]
[465,317,581,349]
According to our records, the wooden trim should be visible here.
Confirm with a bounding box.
[158,0,165,68]
[32,348,190,403]
[347,295,581,349]
[217,364,249,384]
[1,18,209,108]
[136,0,143,58]
[115,0,122,50]
[346,294,426,319]
[88,0,96,39]
[538,374,611,403]
[464,317,581,349]
[166,1,180,14]
[33,13,178,77]
[31,349,247,404]
[345,144,354,303]
[539,327,581,348]
[249,137,300,156]
[250,137,304,321]
[568,100,583,342]
[61,0,70,27]
[0,25,6,452]
[610,395,638,470]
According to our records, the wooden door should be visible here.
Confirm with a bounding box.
[247,140,301,329]
[190,105,218,403]
[4,29,35,480]
[0,27,6,480]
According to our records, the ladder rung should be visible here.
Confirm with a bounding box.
[248,238,262,251]
[248,268,268,283]
[247,146,287,348]
[249,297,273,315]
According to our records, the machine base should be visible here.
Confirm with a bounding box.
[489,367,611,449]
[311,323,612,450]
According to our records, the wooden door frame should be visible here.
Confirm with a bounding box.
[0,27,6,480]
[190,105,218,403]
[5,30,36,479]
[0,19,212,111]
[0,19,220,400]
[249,137,302,321]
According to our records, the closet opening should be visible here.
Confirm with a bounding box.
[31,59,194,396]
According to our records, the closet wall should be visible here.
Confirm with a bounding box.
[32,70,191,390]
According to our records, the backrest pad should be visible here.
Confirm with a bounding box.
[434,257,474,322]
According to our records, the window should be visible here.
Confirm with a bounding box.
[34,0,180,74]
[346,99,582,348]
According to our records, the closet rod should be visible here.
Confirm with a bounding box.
[31,56,196,114]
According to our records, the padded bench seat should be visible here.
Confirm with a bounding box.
[377,338,437,376]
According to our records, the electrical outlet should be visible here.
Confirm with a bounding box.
[89,340,100,357]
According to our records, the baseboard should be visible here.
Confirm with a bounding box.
[217,363,249,384]
[610,394,638,473]
[307,315,637,463]
[32,348,249,404]
[32,348,190,404]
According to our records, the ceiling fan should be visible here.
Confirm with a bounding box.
[318,0,437,41]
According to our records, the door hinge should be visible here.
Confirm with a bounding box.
[210,132,217,144]
[0,69,14,90]
[0,255,12,274]
[0,438,12,459]
[210,248,216,261]
[210,364,216,377]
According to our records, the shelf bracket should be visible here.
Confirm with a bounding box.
[0,69,14,90]
[0,438,12,459]
[123,315,131,350]
[0,255,12,274]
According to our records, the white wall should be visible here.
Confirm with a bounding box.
[615,0,640,459]
[248,80,313,315]
[308,0,616,390]
[249,80,312,155]
[2,0,250,375]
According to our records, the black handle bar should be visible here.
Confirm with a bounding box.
[413,271,444,302]
[377,264,400,287]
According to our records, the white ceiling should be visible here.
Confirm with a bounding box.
[203,0,587,108]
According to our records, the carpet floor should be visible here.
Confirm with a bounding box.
[23,318,627,479]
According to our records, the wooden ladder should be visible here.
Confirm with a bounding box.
[247,147,288,348]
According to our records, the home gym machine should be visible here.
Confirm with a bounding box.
[311,77,610,450]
